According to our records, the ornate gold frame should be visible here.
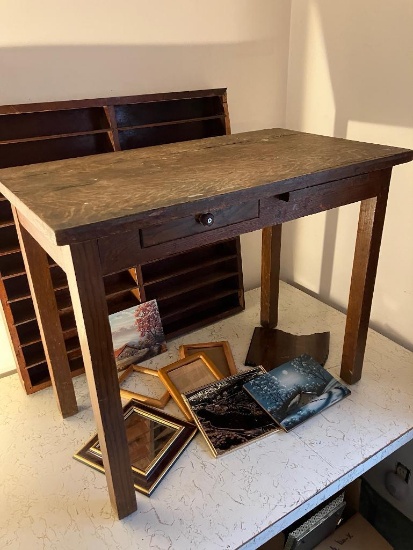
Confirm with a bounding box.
[74,399,197,495]
[118,364,170,409]
[158,353,223,420]
[179,340,237,378]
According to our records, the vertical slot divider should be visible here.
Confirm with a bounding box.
[104,105,121,151]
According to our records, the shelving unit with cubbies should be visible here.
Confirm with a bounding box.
[0,89,244,394]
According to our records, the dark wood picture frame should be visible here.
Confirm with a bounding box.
[74,399,197,496]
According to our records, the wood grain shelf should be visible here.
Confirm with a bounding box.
[142,253,238,286]
[0,201,14,226]
[27,356,85,388]
[0,256,26,278]
[0,226,20,256]
[16,319,41,347]
[0,220,15,228]
[160,288,239,323]
[0,106,109,141]
[9,298,36,326]
[163,294,243,339]
[117,114,225,133]
[3,274,30,302]
[2,129,111,145]
[0,88,244,394]
[22,341,47,369]
[147,269,239,302]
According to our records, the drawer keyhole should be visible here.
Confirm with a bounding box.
[198,213,215,227]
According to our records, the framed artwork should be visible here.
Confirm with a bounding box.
[118,364,171,409]
[243,354,350,432]
[74,400,197,496]
[179,341,237,378]
[182,367,279,457]
[158,353,223,421]
[109,299,167,372]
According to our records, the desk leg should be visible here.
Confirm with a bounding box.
[13,213,78,417]
[64,240,137,519]
[261,225,282,328]
[341,178,390,384]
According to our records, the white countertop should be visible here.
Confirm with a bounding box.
[1,282,412,549]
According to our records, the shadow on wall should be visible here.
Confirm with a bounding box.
[0,41,285,134]
[0,37,290,294]
[283,0,413,344]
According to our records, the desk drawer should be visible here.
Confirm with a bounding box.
[140,201,259,248]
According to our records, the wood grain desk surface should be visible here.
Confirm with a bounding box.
[0,128,411,246]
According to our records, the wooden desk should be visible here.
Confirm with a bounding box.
[0,128,412,519]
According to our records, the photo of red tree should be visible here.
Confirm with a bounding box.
[109,299,167,371]
[134,301,165,347]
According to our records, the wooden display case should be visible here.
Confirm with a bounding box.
[0,89,244,394]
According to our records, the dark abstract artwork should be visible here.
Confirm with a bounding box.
[183,367,280,457]
[244,354,351,431]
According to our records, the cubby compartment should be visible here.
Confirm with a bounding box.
[26,362,50,387]
[141,240,238,284]
[0,225,20,255]
[115,96,224,128]
[59,310,77,335]
[106,292,141,316]
[16,319,41,347]
[55,288,72,313]
[9,297,36,325]
[50,266,68,291]
[0,199,13,226]
[0,251,25,278]
[22,340,46,368]
[119,118,226,150]
[0,133,113,169]
[162,292,242,339]
[3,273,30,302]
[144,257,240,301]
[27,355,84,388]
[0,107,109,142]
[65,336,82,361]
[103,271,138,297]
[138,238,243,340]
[157,275,240,322]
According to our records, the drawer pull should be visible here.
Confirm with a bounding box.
[197,213,215,227]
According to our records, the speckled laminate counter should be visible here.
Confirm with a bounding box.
[1,283,412,549]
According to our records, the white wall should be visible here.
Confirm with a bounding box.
[0,0,292,374]
[284,0,413,353]
[285,0,413,518]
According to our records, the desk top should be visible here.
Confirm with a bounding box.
[0,128,411,245]
[1,283,413,549]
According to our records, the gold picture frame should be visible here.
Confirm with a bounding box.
[74,399,197,496]
[118,364,171,409]
[158,353,223,420]
[179,341,237,378]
